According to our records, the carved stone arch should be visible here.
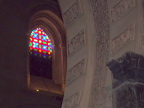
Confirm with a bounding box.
[29,10,66,45]
[27,10,67,94]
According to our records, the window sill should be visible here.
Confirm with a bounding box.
[28,75,64,95]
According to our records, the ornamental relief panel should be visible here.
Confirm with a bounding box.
[67,59,85,84]
[63,0,83,27]
[111,24,135,54]
[110,0,135,22]
[68,29,85,55]
[62,91,83,108]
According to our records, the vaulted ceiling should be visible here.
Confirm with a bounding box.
[0,0,62,33]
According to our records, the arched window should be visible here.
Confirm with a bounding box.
[27,10,66,95]
[29,28,53,79]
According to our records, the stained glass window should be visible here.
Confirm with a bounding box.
[29,28,53,79]
[29,28,53,59]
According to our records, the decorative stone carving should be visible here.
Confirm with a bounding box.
[111,0,135,22]
[63,0,83,27]
[67,59,85,84]
[68,29,85,55]
[62,91,83,108]
[88,0,110,108]
[111,24,135,54]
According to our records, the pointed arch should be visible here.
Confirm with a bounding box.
[27,10,67,94]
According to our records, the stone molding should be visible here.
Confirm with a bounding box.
[62,91,83,108]
[110,0,135,22]
[28,10,67,92]
[140,0,144,52]
[88,0,110,107]
[67,59,85,84]
[63,0,83,27]
[111,24,135,54]
[68,29,85,55]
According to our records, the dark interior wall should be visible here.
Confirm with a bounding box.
[0,0,28,88]
[0,0,62,31]
[0,0,62,107]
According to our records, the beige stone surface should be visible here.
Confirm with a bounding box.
[58,0,142,108]
[0,0,142,107]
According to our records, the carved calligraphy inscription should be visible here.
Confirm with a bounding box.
[68,29,85,55]
[62,91,82,108]
[111,0,135,22]
[63,0,82,27]
[111,24,135,54]
[67,59,85,84]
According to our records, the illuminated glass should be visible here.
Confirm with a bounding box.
[29,28,53,59]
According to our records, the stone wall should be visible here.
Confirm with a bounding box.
[58,0,96,108]
[59,0,141,108]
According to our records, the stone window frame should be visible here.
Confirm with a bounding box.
[27,10,67,95]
